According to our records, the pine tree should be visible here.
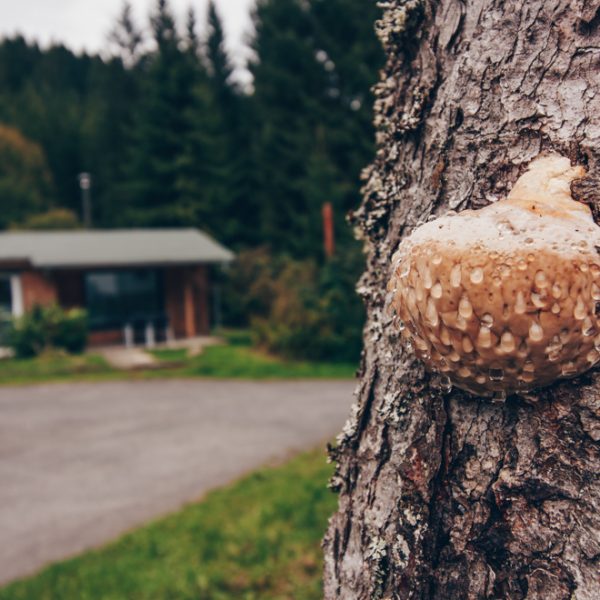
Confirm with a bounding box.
[200,0,258,247]
[121,0,196,226]
[206,0,235,105]
[248,0,383,259]
[109,2,144,67]
[184,7,199,58]
[81,56,138,227]
[176,68,230,237]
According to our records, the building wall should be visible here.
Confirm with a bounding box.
[88,330,123,346]
[18,265,211,342]
[164,265,210,338]
[21,270,58,311]
[164,267,185,338]
[192,265,210,335]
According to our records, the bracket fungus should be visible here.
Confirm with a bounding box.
[388,154,600,399]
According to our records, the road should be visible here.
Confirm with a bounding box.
[0,379,355,585]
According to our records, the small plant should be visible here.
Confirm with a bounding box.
[8,305,87,358]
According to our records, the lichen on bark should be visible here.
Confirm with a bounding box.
[323,1,600,598]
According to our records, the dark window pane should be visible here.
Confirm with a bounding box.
[85,270,164,330]
[0,278,11,314]
[0,276,12,345]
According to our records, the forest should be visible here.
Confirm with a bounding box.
[0,0,383,361]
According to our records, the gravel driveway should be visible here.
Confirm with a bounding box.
[0,379,354,585]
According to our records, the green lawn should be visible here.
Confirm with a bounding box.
[0,448,337,600]
[171,345,356,379]
[0,334,356,386]
[0,352,117,386]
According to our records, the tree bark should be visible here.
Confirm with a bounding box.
[323,1,600,598]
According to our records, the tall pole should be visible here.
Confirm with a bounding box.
[78,172,92,228]
[322,202,335,259]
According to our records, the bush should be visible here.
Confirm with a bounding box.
[223,247,364,363]
[52,308,88,354]
[221,247,280,327]
[17,208,80,230]
[8,305,88,358]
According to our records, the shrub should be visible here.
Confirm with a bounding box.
[221,246,280,327]
[17,208,80,230]
[51,308,88,353]
[8,305,88,358]
[224,247,364,363]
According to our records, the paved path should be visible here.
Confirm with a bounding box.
[0,379,354,585]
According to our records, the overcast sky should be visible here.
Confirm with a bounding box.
[0,0,255,71]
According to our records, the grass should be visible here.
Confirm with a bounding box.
[0,352,116,385]
[0,447,337,600]
[176,345,356,379]
[148,347,190,363]
[0,332,356,385]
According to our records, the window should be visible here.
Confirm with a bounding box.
[0,277,11,318]
[0,274,16,345]
[85,269,164,330]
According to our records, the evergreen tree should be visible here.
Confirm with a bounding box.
[176,76,229,236]
[120,0,197,226]
[248,0,383,259]
[109,2,144,67]
[193,0,258,247]
[206,1,235,105]
[184,7,199,58]
[81,56,138,226]
[0,37,136,225]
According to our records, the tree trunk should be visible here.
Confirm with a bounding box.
[323,1,600,598]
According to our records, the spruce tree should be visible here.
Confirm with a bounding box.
[249,0,383,259]
[121,0,196,226]
[108,2,144,67]
[206,1,235,106]
[201,0,257,247]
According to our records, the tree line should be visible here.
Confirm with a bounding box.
[0,0,382,259]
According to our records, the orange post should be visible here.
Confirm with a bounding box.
[322,202,335,259]
[183,271,197,338]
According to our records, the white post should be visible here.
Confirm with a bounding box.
[124,323,134,348]
[166,325,175,346]
[145,321,155,348]
[10,275,23,317]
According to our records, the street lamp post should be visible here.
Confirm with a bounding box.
[78,172,92,228]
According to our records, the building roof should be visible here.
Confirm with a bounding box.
[0,229,234,269]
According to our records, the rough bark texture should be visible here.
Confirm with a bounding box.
[323,1,600,598]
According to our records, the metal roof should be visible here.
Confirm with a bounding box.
[0,229,234,268]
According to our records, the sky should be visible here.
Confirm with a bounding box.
[0,0,255,72]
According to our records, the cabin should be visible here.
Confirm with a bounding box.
[0,229,234,345]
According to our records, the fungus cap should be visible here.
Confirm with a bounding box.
[388,155,600,398]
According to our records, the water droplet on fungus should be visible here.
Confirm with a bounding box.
[529,323,544,342]
[515,291,526,314]
[470,267,484,284]
[450,264,462,288]
[431,282,443,299]
[534,271,548,288]
[499,331,516,353]
[458,296,473,319]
